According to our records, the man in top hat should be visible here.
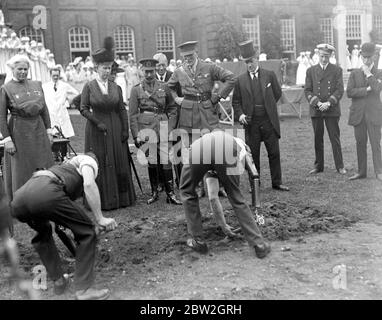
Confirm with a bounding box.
[167,41,235,136]
[304,43,346,175]
[129,58,182,205]
[232,40,289,192]
[347,42,382,181]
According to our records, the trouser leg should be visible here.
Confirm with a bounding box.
[180,164,209,239]
[214,164,264,247]
[354,119,368,176]
[366,121,382,175]
[261,120,282,186]
[147,165,159,204]
[311,117,324,171]
[325,117,344,170]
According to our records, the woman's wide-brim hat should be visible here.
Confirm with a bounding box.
[92,37,115,64]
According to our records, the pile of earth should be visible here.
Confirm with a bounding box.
[4,199,360,277]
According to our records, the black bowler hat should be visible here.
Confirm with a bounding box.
[360,42,376,58]
[238,40,257,61]
[92,37,115,64]
[139,58,159,71]
[177,41,198,56]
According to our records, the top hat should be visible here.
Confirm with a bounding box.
[238,40,257,61]
[139,58,159,71]
[92,37,115,64]
[316,43,335,55]
[360,42,376,58]
[177,41,198,56]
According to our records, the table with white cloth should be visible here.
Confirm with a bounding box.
[277,86,306,119]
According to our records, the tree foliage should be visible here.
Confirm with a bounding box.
[216,15,247,60]
[259,6,282,59]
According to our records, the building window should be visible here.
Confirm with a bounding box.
[18,26,44,45]
[280,18,296,58]
[242,16,260,49]
[113,25,136,59]
[68,26,92,61]
[319,18,333,45]
[373,15,382,39]
[346,14,361,39]
[155,25,175,61]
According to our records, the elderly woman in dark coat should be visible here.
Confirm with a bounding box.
[0,54,54,200]
[80,38,136,210]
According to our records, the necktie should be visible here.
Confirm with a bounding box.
[160,76,163,81]
[54,83,57,91]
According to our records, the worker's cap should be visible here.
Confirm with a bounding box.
[177,41,198,56]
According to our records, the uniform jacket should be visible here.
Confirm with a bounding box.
[304,63,344,117]
[232,68,282,138]
[347,66,382,127]
[167,59,235,131]
[129,79,178,139]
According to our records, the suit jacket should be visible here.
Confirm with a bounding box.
[304,63,344,117]
[347,66,382,126]
[232,68,282,138]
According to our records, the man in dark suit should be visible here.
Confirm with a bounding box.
[304,43,346,175]
[347,42,382,181]
[232,40,289,191]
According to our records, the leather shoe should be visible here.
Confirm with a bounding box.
[376,174,382,181]
[186,238,208,254]
[53,274,70,295]
[272,184,289,191]
[349,173,366,181]
[254,242,271,259]
[308,168,323,175]
[75,287,110,300]
[338,168,347,175]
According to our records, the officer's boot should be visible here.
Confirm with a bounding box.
[163,168,182,205]
[174,163,183,188]
[157,165,165,192]
[147,166,159,205]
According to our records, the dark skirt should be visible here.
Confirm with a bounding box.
[84,111,136,210]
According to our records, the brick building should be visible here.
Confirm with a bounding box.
[2,0,382,69]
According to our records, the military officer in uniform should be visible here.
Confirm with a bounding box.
[129,58,181,205]
[167,41,235,139]
[304,43,347,175]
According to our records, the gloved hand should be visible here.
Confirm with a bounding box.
[210,93,221,105]
[239,114,248,125]
[121,130,129,143]
[5,140,16,155]
[96,123,107,133]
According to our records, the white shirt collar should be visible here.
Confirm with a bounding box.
[249,67,259,79]
[95,74,108,94]
[319,63,328,70]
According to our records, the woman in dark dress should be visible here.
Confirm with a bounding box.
[80,38,136,210]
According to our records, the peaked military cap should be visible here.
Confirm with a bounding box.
[177,41,198,56]
[360,42,376,58]
[316,43,335,55]
[139,58,159,71]
[238,40,258,61]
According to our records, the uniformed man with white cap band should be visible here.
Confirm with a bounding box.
[304,43,346,175]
